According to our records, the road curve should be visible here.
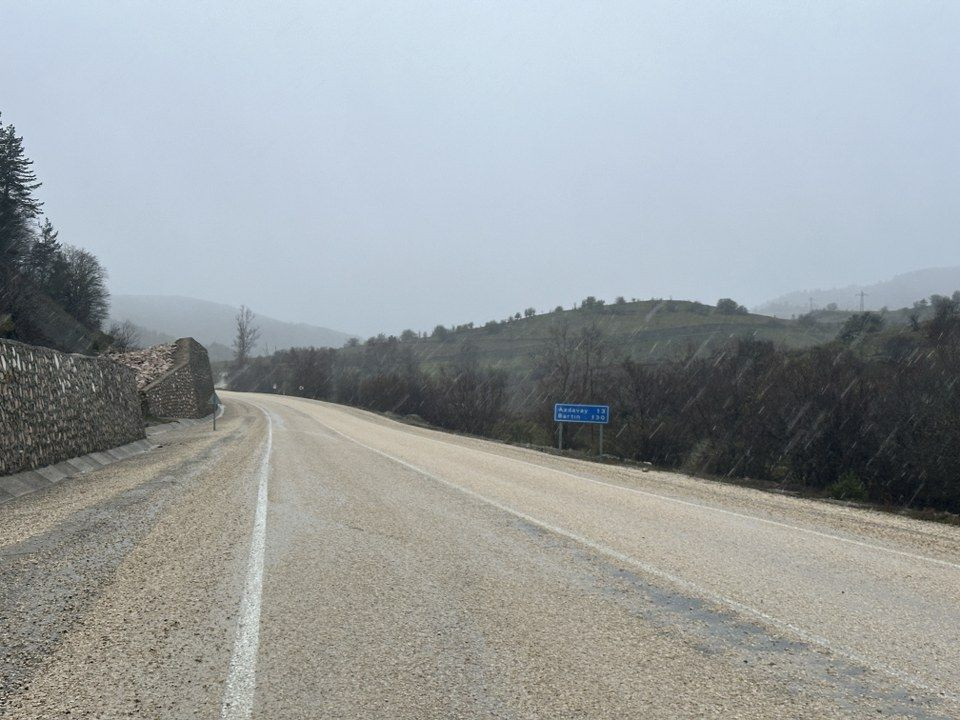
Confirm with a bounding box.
[1,392,959,719]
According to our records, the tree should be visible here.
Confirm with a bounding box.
[107,320,141,352]
[0,113,43,264]
[59,245,109,329]
[523,307,536,318]
[838,312,883,342]
[23,218,64,292]
[716,298,747,315]
[574,323,607,399]
[615,296,626,305]
[553,305,563,313]
[536,318,576,399]
[400,328,417,342]
[0,116,112,351]
[233,305,261,367]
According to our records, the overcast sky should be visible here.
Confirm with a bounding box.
[3,1,959,335]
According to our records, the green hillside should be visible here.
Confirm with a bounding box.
[354,299,840,374]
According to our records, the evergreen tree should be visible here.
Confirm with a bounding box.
[0,113,43,264]
[24,218,66,292]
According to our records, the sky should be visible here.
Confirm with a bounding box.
[3,1,959,336]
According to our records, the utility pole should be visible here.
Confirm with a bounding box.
[809,297,814,313]
[858,290,867,313]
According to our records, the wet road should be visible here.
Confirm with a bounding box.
[1,392,959,719]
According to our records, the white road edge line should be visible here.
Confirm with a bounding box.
[220,406,272,720]
[319,419,958,706]
[274,395,960,572]
[371,412,960,573]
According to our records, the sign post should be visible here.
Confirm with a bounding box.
[553,403,610,456]
[209,392,221,430]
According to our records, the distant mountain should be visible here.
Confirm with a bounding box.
[109,295,354,357]
[755,266,960,318]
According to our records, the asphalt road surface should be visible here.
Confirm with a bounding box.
[2,392,959,719]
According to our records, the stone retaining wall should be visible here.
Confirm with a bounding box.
[139,338,215,419]
[0,339,145,476]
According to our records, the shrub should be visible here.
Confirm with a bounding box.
[826,472,868,502]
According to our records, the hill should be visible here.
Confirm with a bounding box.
[109,295,354,358]
[348,299,839,375]
[756,266,960,318]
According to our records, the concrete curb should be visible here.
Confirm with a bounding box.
[0,414,215,505]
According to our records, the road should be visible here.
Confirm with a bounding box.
[1,392,959,719]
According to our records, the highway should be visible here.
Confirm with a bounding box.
[1,392,959,719]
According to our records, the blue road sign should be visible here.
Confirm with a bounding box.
[554,403,609,424]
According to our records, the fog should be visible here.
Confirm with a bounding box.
[3,1,959,336]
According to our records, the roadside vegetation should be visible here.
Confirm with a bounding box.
[230,294,960,515]
[0,112,128,353]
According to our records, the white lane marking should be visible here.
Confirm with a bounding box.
[220,408,272,720]
[317,419,959,705]
[349,412,960,573]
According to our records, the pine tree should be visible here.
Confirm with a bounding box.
[23,218,66,292]
[0,113,43,264]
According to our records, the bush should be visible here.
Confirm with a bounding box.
[826,472,868,502]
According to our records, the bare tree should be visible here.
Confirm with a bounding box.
[60,245,109,330]
[536,318,575,399]
[233,305,261,367]
[575,322,607,399]
[107,319,141,352]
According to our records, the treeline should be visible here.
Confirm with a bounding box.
[0,112,114,352]
[608,302,960,511]
[230,342,509,436]
[231,296,960,514]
